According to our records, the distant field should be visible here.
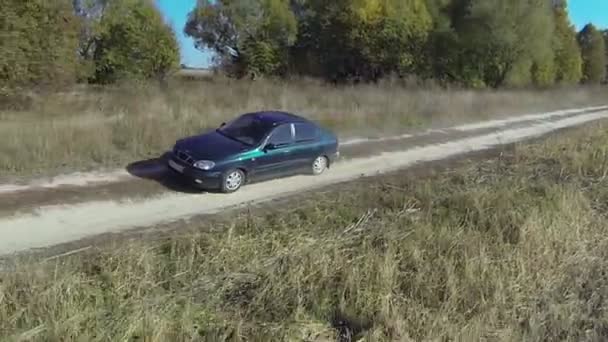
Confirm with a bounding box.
[0,79,606,179]
[2,122,608,341]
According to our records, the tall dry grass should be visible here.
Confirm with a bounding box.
[0,78,606,179]
[1,123,607,341]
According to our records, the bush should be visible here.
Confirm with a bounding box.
[91,0,180,84]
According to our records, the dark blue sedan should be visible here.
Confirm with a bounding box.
[167,111,340,193]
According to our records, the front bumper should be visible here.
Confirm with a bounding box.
[167,157,222,189]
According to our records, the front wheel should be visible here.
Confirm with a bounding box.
[311,156,328,175]
[221,169,245,193]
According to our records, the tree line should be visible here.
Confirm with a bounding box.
[1,0,607,94]
[186,0,608,87]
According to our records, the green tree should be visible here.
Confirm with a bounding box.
[0,0,82,92]
[348,0,433,79]
[421,0,470,84]
[449,0,555,88]
[551,1,582,84]
[185,0,297,78]
[92,0,180,83]
[422,0,556,88]
[577,23,606,84]
[288,0,361,80]
[289,0,433,81]
[424,0,451,30]
[73,0,109,58]
[525,0,556,87]
[72,0,110,80]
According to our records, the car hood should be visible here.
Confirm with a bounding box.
[173,130,251,161]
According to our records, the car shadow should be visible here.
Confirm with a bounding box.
[126,152,207,194]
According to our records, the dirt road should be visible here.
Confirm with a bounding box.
[1,106,607,255]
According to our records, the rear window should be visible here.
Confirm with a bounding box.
[294,123,318,142]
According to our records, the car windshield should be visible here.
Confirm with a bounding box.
[217,114,274,146]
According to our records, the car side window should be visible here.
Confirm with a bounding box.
[267,124,293,146]
[294,123,319,143]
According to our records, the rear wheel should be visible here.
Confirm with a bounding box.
[311,156,328,175]
[221,169,245,193]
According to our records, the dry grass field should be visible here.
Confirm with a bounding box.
[1,122,607,341]
[1,79,606,179]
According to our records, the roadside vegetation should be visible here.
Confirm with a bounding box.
[2,123,607,341]
[2,0,608,179]
[1,81,607,180]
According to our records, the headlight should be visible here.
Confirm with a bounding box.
[193,160,215,170]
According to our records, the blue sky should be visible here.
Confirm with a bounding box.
[155,0,211,68]
[156,0,608,69]
[569,0,608,30]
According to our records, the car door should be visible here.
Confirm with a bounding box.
[253,123,296,180]
[291,122,323,171]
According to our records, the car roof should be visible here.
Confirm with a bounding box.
[246,111,311,126]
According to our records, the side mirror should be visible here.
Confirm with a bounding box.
[263,143,276,152]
